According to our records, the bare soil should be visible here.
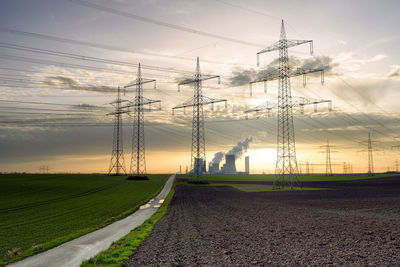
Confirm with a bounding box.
[125,177,400,266]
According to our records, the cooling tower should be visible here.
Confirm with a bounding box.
[212,162,219,173]
[221,154,236,174]
[192,157,206,175]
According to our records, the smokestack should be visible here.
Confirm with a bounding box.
[245,156,249,174]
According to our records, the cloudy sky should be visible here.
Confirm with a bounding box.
[0,0,399,174]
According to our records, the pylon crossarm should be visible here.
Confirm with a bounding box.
[173,96,226,110]
[123,98,161,108]
[109,99,129,105]
[124,78,156,88]
[200,96,227,106]
[286,39,313,53]
[250,68,323,86]
[178,75,220,86]
[257,41,280,55]
[106,110,130,116]
[249,69,279,85]
[245,98,278,114]
[291,96,331,107]
[256,39,313,65]
[291,67,323,77]
[245,96,331,115]
[172,96,195,110]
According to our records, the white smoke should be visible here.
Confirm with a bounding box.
[226,137,253,159]
[211,151,225,164]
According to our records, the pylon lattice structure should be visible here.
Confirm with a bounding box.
[173,57,227,182]
[323,139,333,176]
[246,20,331,189]
[359,132,379,175]
[123,64,161,176]
[367,132,374,175]
[108,86,128,175]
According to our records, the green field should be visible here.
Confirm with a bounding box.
[0,173,168,266]
[177,173,397,182]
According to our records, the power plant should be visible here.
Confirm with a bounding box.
[209,137,252,175]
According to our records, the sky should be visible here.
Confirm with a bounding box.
[0,0,399,174]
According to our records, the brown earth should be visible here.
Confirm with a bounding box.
[125,177,400,266]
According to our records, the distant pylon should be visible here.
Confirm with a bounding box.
[108,86,127,175]
[324,140,333,176]
[123,64,160,176]
[306,160,310,175]
[245,20,330,189]
[367,132,374,175]
[173,57,227,182]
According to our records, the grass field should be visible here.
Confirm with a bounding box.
[177,173,397,182]
[0,173,168,266]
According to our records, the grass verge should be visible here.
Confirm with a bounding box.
[81,182,176,267]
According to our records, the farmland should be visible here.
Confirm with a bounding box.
[126,176,400,266]
[177,173,397,182]
[0,173,168,265]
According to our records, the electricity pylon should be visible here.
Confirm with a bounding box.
[359,132,378,175]
[108,86,128,175]
[343,162,347,174]
[173,57,227,183]
[123,64,161,176]
[246,20,331,189]
[322,139,333,176]
[367,132,374,175]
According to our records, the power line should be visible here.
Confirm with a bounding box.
[0,99,106,108]
[0,28,251,67]
[66,0,264,48]
[0,42,194,75]
[213,0,282,20]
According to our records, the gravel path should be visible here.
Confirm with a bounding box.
[125,177,400,266]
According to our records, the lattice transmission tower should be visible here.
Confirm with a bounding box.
[123,64,161,176]
[246,20,331,189]
[359,132,379,175]
[322,139,333,176]
[173,57,227,183]
[367,132,374,175]
[108,86,128,175]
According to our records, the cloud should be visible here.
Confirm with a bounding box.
[229,56,336,86]
[333,53,387,72]
[43,76,117,93]
[72,104,104,110]
[388,65,400,78]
